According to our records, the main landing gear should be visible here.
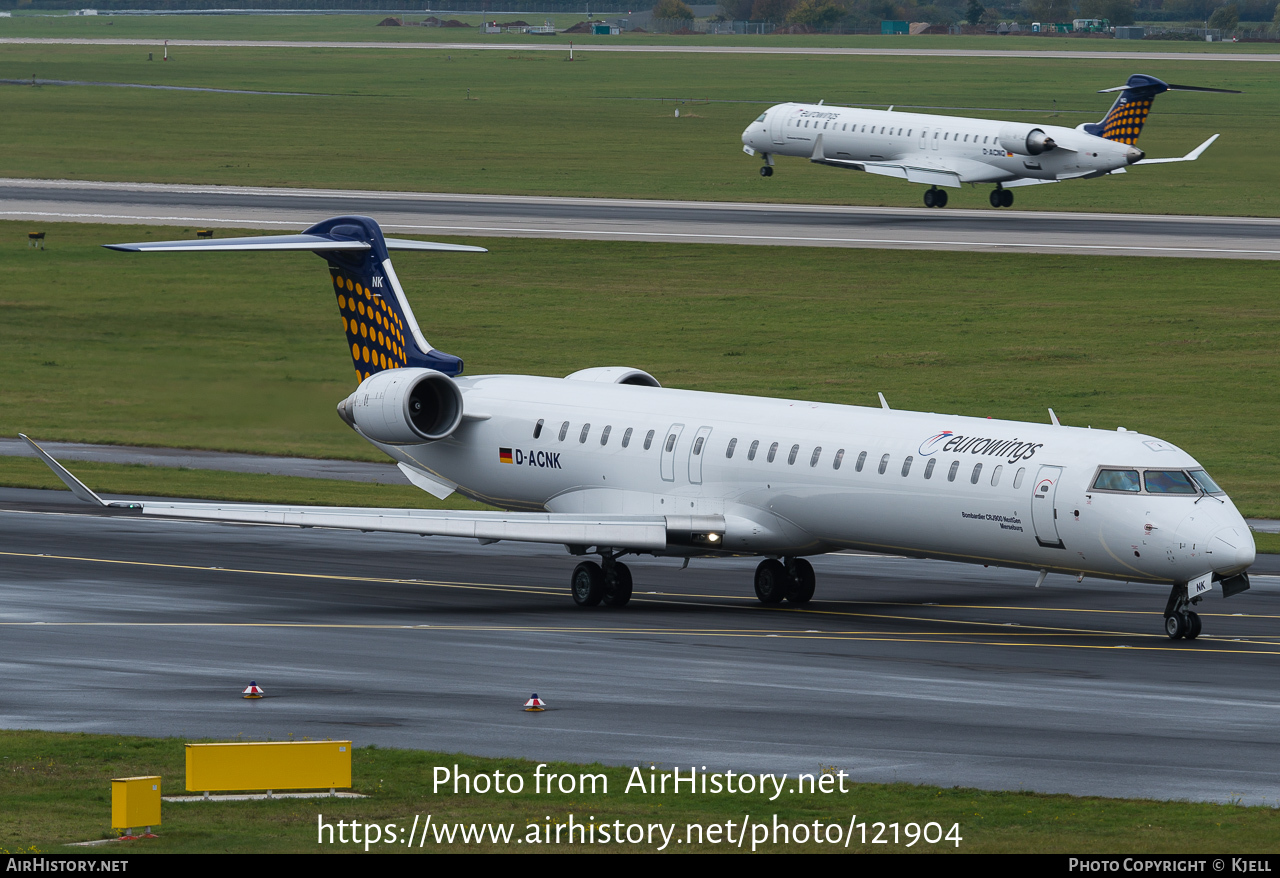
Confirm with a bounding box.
[923,187,948,208]
[753,557,816,606]
[1162,582,1202,641]
[571,555,633,608]
[989,186,1014,208]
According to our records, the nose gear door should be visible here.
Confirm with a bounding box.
[1032,465,1065,549]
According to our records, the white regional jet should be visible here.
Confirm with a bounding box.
[24,215,1255,640]
[741,74,1238,208]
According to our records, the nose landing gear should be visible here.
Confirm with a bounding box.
[989,186,1014,208]
[923,187,948,208]
[1162,582,1202,641]
[759,165,774,177]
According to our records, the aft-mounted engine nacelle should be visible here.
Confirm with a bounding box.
[336,368,464,445]
[564,366,662,387]
[998,125,1058,156]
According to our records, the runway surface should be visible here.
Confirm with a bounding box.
[2,38,1278,62]
[5,178,1280,259]
[3,485,1279,805]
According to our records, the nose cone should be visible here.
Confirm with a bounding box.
[1126,147,1145,164]
[742,125,754,146]
[1209,526,1256,576]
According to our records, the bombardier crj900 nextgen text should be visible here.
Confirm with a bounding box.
[741,74,1238,208]
[24,215,1255,641]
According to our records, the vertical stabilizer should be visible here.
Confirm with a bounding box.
[1085,74,1239,146]
[307,216,465,383]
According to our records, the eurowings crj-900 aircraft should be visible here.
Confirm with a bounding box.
[24,215,1255,641]
[741,74,1238,208]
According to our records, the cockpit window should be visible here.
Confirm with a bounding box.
[1092,469,1140,492]
[1144,470,1198,494]
[1189,469,1225,495]
[755,113,767,122]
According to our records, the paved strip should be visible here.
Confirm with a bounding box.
[2,485,1278,805]
[5,178,1280,259]
[0,437,407,484]
[2,37,1278,62]
[0,77,323,96]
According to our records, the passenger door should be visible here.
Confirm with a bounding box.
[660,423,684,482]
[1031,465,1065,549]
[770,109,787,145]
[688,426,713,485]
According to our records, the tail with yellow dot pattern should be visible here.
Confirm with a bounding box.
[103,214,485,386]
[307,216,478,385]
[1084,74,1239,146]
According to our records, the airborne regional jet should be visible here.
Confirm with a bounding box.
[741,74,1237,208]
[25,215,1255,640]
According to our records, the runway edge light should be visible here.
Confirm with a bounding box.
[243,681,264,699]
[524,694,546,711]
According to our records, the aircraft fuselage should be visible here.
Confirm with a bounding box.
[373,374,1254,587]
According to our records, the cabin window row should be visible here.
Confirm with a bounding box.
[533,418,656,450]
[531,419,1025,488]
[790,119,999,145]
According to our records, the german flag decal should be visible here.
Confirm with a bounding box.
[499,448,514,464]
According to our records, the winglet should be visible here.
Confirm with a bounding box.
[19,434,107,506]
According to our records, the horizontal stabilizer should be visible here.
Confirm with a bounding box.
[105,233,486,254]
[1133,134,1219,165]
[1099,83,1240,94]
[384,238,488,253]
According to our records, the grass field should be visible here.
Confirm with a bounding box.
[3,12,1280,52]
[3,220,1277,516]
[4,730,1280,852]
[0,42,1274,214]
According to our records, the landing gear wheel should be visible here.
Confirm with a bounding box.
[923,188,936,208]
[1184,611,1202,640]
[1164,612,1187,640]
[754,559,788,604]
[601,561,633,608]
[760,165,773,177]
[786,557,816,605]
[990,189,1003,208]
[571,560,604,607]
[935,189,948,207]
[1000,189,1014,208]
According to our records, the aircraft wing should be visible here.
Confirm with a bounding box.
[1132,134,1219,165]
[19,435,724,552]
[808,137,963,188]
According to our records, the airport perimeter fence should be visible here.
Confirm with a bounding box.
[647,18,771,33]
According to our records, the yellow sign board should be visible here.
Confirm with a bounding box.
[111,776,161,829]
[185,741,352,792]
